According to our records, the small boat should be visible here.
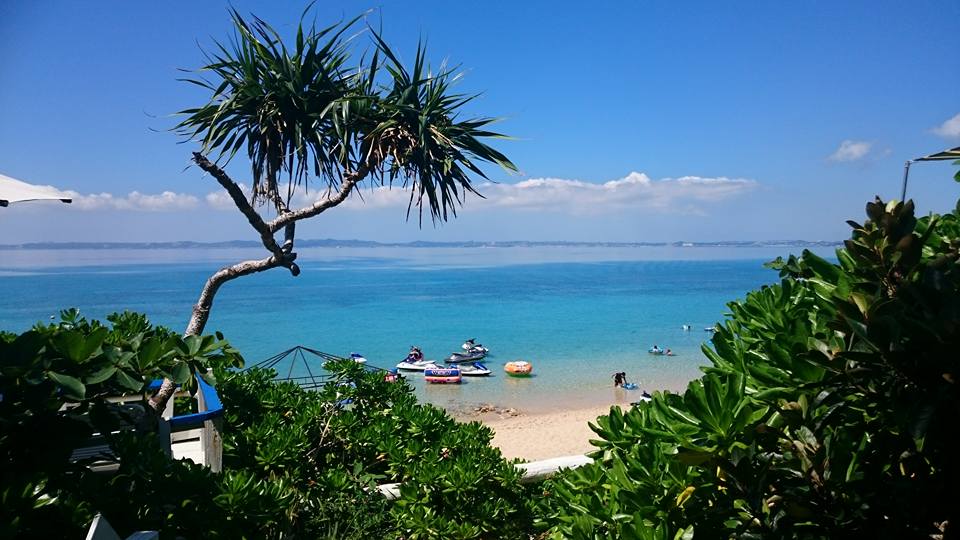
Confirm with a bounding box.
[397,346,433,371]
[459,362,492,377]
[461,338,490,354]
[396,359,441,372]
[324,352,368,368]
[424,366,462,384]
[504,360,532,377]
[445,350,487,363]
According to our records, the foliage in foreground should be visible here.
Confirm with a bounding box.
[540,197,960,538]
[0,310,242,538]
[218,364,537,538]
[0,312,536,539]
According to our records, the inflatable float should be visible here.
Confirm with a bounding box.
[504,360,533,377]
[424,366,462,384]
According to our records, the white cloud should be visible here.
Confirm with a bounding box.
[476,173,755,214]
[262,171,756,216]
[204,183,403,212]
[932,113,960,139]
[205,183,250,210]
[67,190,199,211]
[828,140,872,162]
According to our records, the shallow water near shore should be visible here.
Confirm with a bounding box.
[0,245,834,411]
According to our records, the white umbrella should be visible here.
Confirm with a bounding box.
[0,173,73,207]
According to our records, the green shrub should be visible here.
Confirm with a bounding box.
[0,309,242,538]
[2,313,539,539]
[541,197,960,539]
[217,362,539,539]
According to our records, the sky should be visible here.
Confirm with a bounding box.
[1,0,958,244]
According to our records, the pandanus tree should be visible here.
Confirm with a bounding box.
[149,10,515,411]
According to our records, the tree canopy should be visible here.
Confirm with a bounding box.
[175,8,516,223]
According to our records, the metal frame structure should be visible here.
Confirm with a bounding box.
[900,146,960,201]
[248,345,393,390]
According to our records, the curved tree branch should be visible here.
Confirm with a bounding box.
[184,255,291,335]
[268,165,370,233]
[192,152,285,258]
[148,253,292,412]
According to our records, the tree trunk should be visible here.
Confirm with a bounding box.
[148,255,284,411]
[147,153,367,413]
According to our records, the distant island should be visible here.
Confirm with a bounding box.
[0,239,842,250]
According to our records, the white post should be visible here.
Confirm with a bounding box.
[196,385,223,472]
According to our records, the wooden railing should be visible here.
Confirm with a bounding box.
[160,377,224,472]
[71,378,224,472]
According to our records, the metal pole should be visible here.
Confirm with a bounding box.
[900,160,912,202]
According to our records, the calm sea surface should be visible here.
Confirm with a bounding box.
[0,246,833,412]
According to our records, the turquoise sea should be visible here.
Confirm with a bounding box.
[0,246,834,412]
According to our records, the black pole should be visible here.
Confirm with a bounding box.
[900,160,912,202]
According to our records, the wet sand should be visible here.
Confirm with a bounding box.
[455,403,622,461]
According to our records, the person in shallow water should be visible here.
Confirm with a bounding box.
[613,372,624,387]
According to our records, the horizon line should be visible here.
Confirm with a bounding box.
[0,238,843,250]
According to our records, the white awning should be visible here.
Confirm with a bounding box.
[0,173,73,207]
[914,146,960,162]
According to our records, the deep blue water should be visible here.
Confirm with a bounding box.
[0,246,824,411]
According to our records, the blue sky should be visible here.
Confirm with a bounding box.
[1,0,958,243]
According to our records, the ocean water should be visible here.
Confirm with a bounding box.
[0,246,832,412]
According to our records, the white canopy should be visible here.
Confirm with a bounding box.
[0,173,73,207]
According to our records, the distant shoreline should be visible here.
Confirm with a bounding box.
[0,239,842,250]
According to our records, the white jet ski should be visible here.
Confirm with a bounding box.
[461,338,490,354]
[458,362,492,377]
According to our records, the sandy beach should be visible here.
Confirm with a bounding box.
[457,404,618,461]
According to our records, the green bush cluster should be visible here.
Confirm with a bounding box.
[539,198,960,538]
[1,312,537,539]
[216,363,538,538]
[0,309,243,538]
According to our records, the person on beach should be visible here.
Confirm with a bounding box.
[613,372,624,387]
